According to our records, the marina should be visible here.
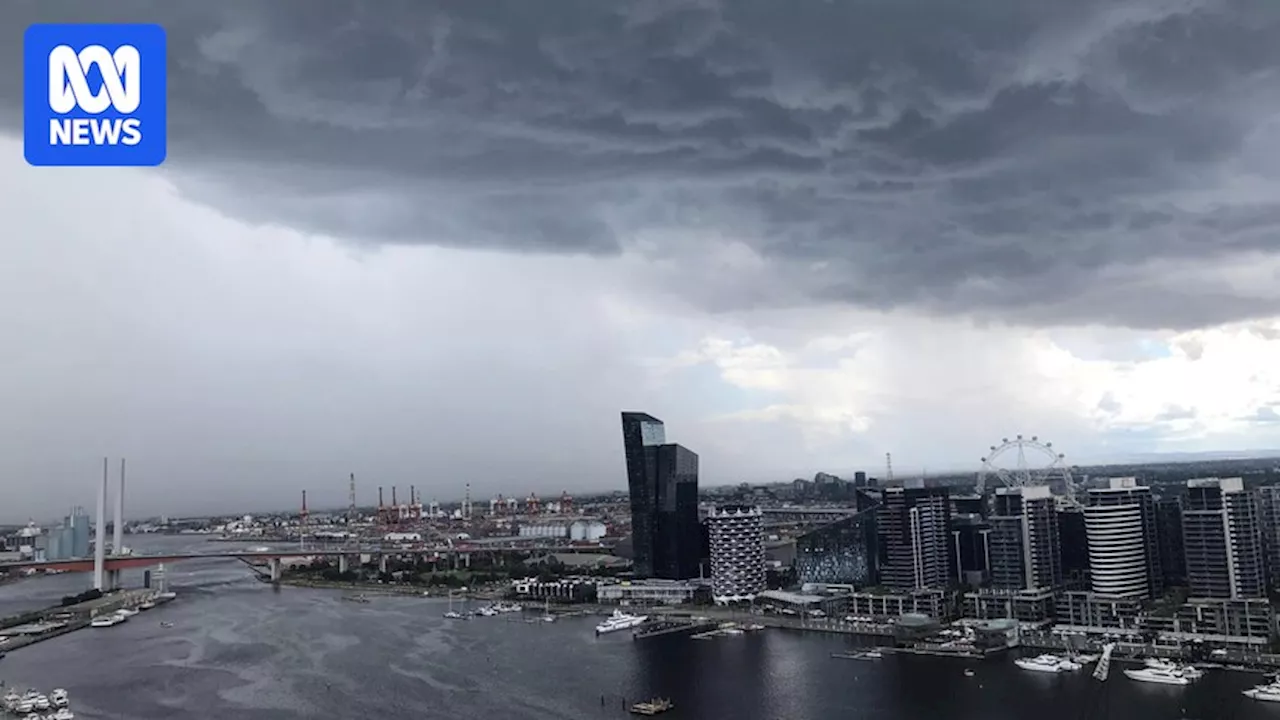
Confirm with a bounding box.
[1,686,75,718]
[0,582,179,653]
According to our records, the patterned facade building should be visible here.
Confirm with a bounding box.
[707,505,766,604]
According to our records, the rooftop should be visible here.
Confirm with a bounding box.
[757,589,825,605]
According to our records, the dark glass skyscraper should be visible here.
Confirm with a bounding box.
[621,412,701,580]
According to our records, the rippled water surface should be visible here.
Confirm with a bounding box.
[0,537,1272,719]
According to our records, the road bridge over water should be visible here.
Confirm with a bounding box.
[0,543,616,582]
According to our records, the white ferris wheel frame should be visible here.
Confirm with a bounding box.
[977,434,1079,503]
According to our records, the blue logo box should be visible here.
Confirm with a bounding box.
[24,23,167,167]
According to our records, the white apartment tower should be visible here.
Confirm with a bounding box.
[1084,477,1161,599]
[707,505,766,604]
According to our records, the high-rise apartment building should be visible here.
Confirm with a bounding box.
[707,505,766,604]
[1256,485,1280,591]
[1058,507,1089,587]
[1182,477,1265,599]
[988,485,1061,592]
[1155,494,1187,588]
[1084,477,1162,599]
[621,412,701,580]
[879,484,951,590]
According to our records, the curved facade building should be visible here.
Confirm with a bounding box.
[1085,504,1149,597]
[1084,477,1161,599]
[707,505,766,604]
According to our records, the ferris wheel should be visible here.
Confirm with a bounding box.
[977,434,1080,505]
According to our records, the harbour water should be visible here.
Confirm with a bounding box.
[1,538,1276,719]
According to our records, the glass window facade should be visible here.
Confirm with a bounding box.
[621,412,701,580]
[795,509,878,587]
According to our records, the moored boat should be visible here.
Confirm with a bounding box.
[1015,654,1072,673]
[1244,682,1280,702]
[629,697,674,715]
[595,610,648,635]
[1124,666,1192,685]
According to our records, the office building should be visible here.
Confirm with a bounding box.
[621,412,701,580]
[795,509,879,586]
[1084,477,1161,599]
[988,485,1061,592]
[706,505,766,604]
[879,484,951,590]
[1182,477,1265,599]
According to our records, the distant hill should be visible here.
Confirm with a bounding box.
[1084,449,1280,465]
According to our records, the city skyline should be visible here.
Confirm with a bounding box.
[3,0,1280,518]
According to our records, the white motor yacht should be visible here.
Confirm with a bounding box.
[90,614,125,628]
[1144,658,1203,679]
[115,607,140,618]
[1124,666,1191,685]
[443,610,465,620]
[1015,654,1071,673]
[1244,682,1280,702]
[52,707,76,719]
[595,610,649,635]
[33,694,51,710]
[50,688,69,708]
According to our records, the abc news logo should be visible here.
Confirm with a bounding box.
[23,23,167,167]
[48,44,143,146]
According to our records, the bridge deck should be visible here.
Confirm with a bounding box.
[0,544,610,573]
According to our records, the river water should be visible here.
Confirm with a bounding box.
[0,536,1272,719]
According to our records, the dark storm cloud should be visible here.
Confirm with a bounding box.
[3,0,1279,328]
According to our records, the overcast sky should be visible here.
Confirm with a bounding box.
[2,0,1280,520]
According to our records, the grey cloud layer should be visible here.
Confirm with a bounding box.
[3,0,1279,328]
